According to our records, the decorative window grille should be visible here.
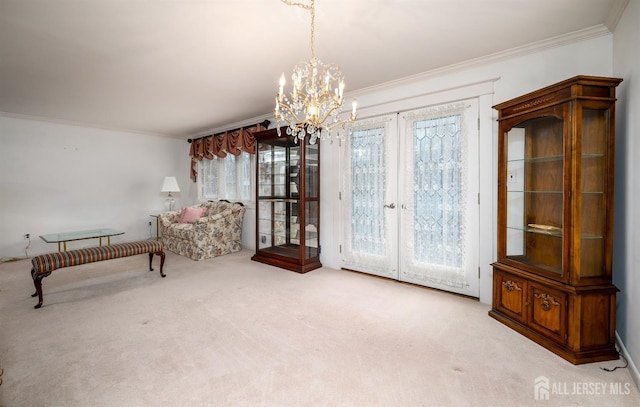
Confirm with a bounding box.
[349,126,387,255]
[401,103,469,288]
[341,115,396,276]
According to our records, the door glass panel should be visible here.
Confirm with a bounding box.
[350,127,386,255]
[412,114,463,268]
[341,115,397,278]
[400,103,476,291]
[341,101,480,297]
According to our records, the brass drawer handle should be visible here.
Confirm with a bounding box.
[540,300,551,311]
[502,280,522,292]
[534,293,560,311]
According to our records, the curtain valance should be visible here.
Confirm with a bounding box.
[188,121,269,182]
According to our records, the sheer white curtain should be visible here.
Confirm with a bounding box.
[400,102,470,288]
[341,115,397,277]
[199,152,253,202]
[341,102,477,291]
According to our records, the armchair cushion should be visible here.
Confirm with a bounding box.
[179,206,207,223]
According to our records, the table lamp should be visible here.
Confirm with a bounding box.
[161,176,180,211]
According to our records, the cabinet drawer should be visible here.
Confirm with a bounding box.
[494,270,526,323]
[528,283,567,344]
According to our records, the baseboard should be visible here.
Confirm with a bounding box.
[0,256,29,263]
[616,331,640,391]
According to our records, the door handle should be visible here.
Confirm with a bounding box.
[384,203,396,209]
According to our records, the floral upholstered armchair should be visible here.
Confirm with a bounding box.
[158,200,245,260]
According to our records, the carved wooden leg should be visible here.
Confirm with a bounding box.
[158,251,166,278]
[148,252,154,271]
[31,269,38,298]
[32,276,44,309]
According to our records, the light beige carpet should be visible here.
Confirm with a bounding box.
[0,249,638,407]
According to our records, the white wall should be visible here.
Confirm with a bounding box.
[0,116,192,258]
[613,0,640,388]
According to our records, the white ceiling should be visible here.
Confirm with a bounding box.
[0,0,628,138]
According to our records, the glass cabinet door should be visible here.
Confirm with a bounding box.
[505,115,564,278]
[304,143,319,259]
[578,107,609,280]
[257,139,300,255]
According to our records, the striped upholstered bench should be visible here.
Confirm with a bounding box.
[30,240,166,309]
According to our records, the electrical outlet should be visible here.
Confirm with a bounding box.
[507,171,516,183]
[148,221,152,226]
[24,233,30,239]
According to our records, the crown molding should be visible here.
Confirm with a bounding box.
[347,25,612,99]
[0,111,173,139]
[605,0,630,32]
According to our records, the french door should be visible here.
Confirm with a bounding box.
[341,100,479,297]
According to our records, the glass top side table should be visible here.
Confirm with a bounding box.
[40,228,125,251]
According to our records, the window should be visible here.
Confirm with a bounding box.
[199,152,254,202]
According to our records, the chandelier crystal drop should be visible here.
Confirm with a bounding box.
[275,0,357,144]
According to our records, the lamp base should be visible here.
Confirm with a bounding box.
[165,197,175,212]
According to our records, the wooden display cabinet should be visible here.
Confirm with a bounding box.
[489,76,622,364]
[251,127,321,273]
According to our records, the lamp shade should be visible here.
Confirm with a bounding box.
[161,176,180,193]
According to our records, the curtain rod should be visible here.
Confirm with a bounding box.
[187,120,271,143]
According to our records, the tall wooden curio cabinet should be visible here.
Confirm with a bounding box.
[489,76,622,364]
[251,127,321,273]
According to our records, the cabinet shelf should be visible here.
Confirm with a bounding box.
[257,198,300,203]
[508,190,604,195]
[507,225,562,237]
[508,155,563,163]
[507,190,562,194]
[506,226,603,240]
[507,153,604,164]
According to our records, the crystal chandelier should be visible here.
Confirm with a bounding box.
[275,0,357,144]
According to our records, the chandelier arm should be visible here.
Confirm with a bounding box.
[325,117,352,130]
[315,105,343,128]
[276,100,305,124]
[315,95,350,124]
[280,89,344,132]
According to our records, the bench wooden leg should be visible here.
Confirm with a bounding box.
[158,251,166,278]
[31,273,44,309]
[149,251,166,278]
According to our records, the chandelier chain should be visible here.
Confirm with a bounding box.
[280,0,316,60]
